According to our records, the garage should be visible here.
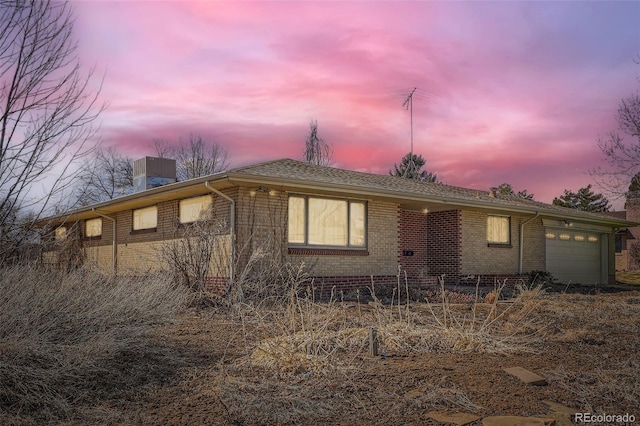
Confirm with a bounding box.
[545,228,603,284]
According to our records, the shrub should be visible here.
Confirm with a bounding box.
[0,266,191,424]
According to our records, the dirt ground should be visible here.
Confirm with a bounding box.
[80,288,639,425]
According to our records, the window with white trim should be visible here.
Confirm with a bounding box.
[179,195,213,223]
[133,206,157,230]
[487,215,510,244]
[85,218,102,237]
[288,195,366,248]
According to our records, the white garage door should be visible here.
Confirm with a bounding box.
[545,230,601,284]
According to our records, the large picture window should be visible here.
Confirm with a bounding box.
[288,195,366,248]
[179,195,213,223]
[487,215,510,244]
[133,206,157,231]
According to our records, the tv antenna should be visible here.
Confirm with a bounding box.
[402,87,417,177]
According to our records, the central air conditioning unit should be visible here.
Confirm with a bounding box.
[133,156,177,193]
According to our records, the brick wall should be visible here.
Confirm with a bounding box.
[398,209,428,278]
[426,210,461,284]
[461,211,545,276]
[61,188,236,277]
[521,217,545,272]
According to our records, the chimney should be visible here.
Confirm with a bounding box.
[489,187,498,198]
[133,157,177,192]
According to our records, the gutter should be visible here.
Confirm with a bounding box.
[518,212,540,275]
[92,208,117,274]
[205,182,235,286]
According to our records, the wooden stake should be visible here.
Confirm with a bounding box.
[369,327,378,356]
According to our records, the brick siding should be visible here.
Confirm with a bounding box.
[398,209,428,278]
[461,211,545,276]
[425,210,462,285]
[44,184,548,291]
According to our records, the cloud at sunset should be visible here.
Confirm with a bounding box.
[72,1,639,208]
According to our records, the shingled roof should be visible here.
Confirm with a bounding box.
[39,158,633,228]
[230,159,632,227]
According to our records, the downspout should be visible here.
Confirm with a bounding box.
[92,208,117,274]
[519,212,540,275]
[205,182,235,285]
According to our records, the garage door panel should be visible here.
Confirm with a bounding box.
[546,230,601,284]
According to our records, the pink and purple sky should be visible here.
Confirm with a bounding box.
[73,1,640,208]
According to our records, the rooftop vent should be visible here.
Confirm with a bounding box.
[133,156,177,192]
[489,187,497,198]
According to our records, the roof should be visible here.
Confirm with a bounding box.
[40,158,634,228]
[229,159,633,227]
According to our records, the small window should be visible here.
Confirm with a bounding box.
[55,226,67,241]
[615,234,621,252]
[545,232,556,240]
[85,218,102,237]
[559,233,571,241]
[288,195,366,248]
[179,195,213,224]
[133,206,157,230]
[487,215,510,244]
[574,234,585,242]
[588,235,599,244]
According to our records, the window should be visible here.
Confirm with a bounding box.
[487,215,510,244]
[574,234,585,242]
[85,218,102,237]
[559,233,571,241]
[179,195,212,223]
[288,195,366,248]
[55,226,67,241]
[545,232,556,240]
[133,206,157,230]
[615,234,622,253]
[588,235,599,243]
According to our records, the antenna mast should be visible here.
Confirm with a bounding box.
[402,87,417,177]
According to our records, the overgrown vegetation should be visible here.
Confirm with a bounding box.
[3,260,639,424]
[242,272,546,378]
[0,266,191,424]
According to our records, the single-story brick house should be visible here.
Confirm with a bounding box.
[39,158,634,290]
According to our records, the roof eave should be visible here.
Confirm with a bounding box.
[227,173,635,228]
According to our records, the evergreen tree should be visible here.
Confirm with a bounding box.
[628,173,640,197]
[390,153,439,182]
[496,183,534,200]
[552,185,611,212]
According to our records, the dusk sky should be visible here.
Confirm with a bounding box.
[73,1,640,208]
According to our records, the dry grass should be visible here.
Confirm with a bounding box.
[242,274,547,380]
[548,359,640,412]
[0,265,192,424]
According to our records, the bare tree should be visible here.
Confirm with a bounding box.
[591,65,640,198]
[171,134,229,181]
[0,1,103,262]
[303,119,332,166]
[73,147,133,206]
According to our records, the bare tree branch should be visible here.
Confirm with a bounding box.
[174,134,229,180]
[0,0,104,262]
[303,119,332,166]
[72,147,133,206]
[591,78,640,199]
